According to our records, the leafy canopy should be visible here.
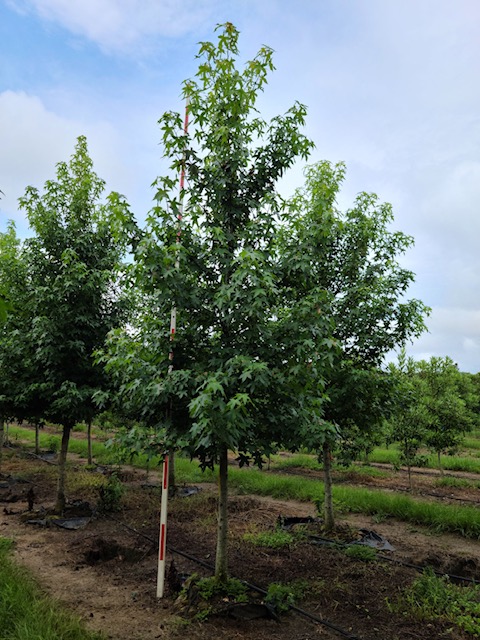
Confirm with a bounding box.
[103,23,336,468]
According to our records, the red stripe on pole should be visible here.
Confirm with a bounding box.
[159,524,166,561]
[163,456,169,490]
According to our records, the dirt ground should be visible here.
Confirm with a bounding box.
[1,442,480,640]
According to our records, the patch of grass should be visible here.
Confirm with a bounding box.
[227,467,480,539]
[342,545,377,562]
[461,437,480,451]
[66,470,106,496]
[390,568,480,636]
[368,447,402,465]
[0,536,104,639]
[243,529,295,549]
[337,465,390,481]
[369,446,480,474]
[434,476,478,490]
[271,453,321,471]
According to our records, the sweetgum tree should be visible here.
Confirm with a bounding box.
[0,222,28,469]
[416,356,474,471]
[103,24,336,581]
[278,162,428,527]
[18,136,132,511]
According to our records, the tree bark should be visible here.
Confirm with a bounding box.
[323,441,335,532]
[87,420,92,465]
[407,463,413,490]
[437,451,444,476]
[215,445,229,583]
[55,424,72,513]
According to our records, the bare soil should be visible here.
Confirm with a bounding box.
[1,441,480,640]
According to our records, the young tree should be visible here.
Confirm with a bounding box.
[103,24,335,582]
[18,136,132,511]
[388,351,429,489]
[277,162,429,525]
[0,222,27,470]
[418,357,474,472]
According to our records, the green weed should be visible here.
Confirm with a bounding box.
[390,568,480,636]
[265,580,308,613]
[243,530,295,549]
[343,545,377,562]
[97,473,124,513]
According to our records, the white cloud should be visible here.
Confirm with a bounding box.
[409,307,480,372]
[7,0,221,53]
[0,90,136,233]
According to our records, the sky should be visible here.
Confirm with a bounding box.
[1,0,480,372]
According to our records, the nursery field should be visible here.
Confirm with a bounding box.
[1,425,480,640]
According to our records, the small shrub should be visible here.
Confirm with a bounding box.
[47,436,59,453]
[195,576,248,603]
[265,580,308,613]
[97,473,124,513]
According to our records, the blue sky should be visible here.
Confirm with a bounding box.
[1,0,480,372]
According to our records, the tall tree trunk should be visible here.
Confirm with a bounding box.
[215,445,229,583]
[0,417,4,473]
[87,420,93,465]
[35,422,40,455]
[323,441,335,532]
[55,424,72,513]
[437,451,444,476]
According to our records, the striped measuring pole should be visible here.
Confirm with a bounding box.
[157,98,189,598]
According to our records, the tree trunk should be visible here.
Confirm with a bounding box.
[407,463,413,490]
[215,445,229,583]
[437,451,444,476]
[5,422,9,446]
[87,420,92,465]
[55,424,72,513]
[323,441,335,532]
[35,422,40,455]
[0,417,4,473]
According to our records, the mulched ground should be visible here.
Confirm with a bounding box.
[1,443,479,640]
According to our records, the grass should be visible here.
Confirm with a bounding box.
[0,538,103,640]
[243,530,296,548]
[227,466,480,539]
[461,437,480,450]
[368,446,480,474]
[8,425,480,539]
[270,453,322,471]
[390,568,480,636]
[434,476,480,490]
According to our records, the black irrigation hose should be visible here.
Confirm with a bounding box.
[168,543,363,640]
[8,444,479,589]
[102,514,363,640]
[306,533,479,586]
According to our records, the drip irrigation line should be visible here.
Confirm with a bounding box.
[306,534,479,585]
[101,514,363,640]
[166,543,363,640]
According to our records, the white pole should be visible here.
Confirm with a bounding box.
[156,454,170,597]
[157,98,189,598]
